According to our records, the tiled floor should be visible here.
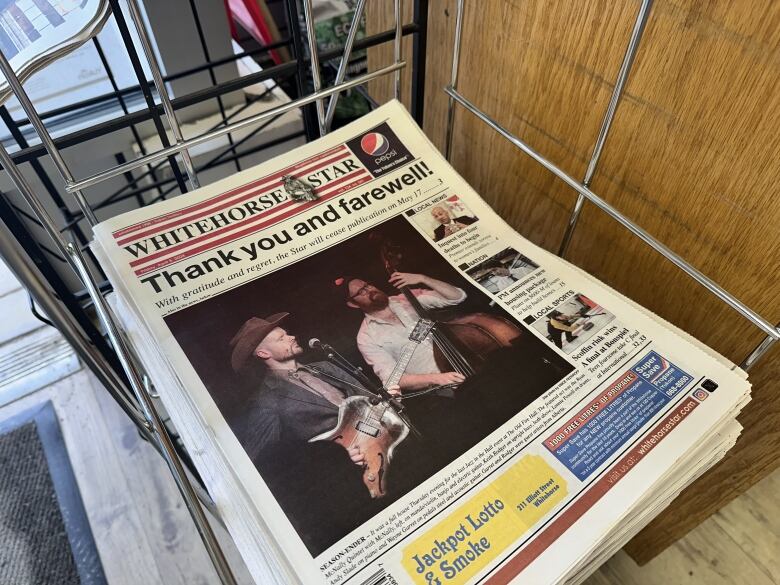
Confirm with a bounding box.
[0,260,80,408]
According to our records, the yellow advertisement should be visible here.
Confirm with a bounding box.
[401,455,567,585]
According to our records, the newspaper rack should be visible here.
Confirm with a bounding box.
[0,0,776,583]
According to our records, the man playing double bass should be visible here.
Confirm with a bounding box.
[343,272,468,392]
[342,268,572,451]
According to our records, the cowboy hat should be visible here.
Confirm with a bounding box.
[229,312,289,372]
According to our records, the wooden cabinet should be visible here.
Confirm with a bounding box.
[367,0,780,564]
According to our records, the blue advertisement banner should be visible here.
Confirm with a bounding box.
[545,351,693,480]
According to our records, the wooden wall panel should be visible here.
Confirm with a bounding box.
[365,0,415,112]
[367,0,780,564]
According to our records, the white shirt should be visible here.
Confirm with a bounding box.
[483,274,515,293]
[356,288,467,384]
[509,263,535,280]
[482,263,537,293]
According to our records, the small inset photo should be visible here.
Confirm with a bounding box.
[531,294,615,353]
[466,247,539,294]
[409,195,478,241]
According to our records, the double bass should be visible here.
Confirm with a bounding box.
[379,238,522,378]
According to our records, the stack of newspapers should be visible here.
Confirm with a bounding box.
[92,101,750,585]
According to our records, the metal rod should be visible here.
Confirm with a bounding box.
[558,0,653,257]
[0,143,71,260]
[59,126,299,221]
[164,40,290,83]
[187,0,240,173]
[0,138,130,374]
[66,62,405,192]
[5,41,291,129]
[741,332,778,371]
[126,0,200,190]
[115,152,145,208]
[0,204,220,518]
[394,0,403,99]
[0,187,122,374]
[139,375,222,519]
[446,86,780,341]
[411,0,428,125]
[107,0,189,194]
[7,26,419,165]
[324,0,367,130]
[67,243,237,585]
[92,84,277,213]
[0,221,148,429]
[148,113,295,204]
[0,49,99,225]
[2,22,416,138]
[302,0,327,137]
[118,127,301,208]
[0,165,144,429]
[284,0,317,141]
[444,0,464,160]
[93,36,165,201]
[0,106,90,246]
[0,105,145,406]
[319,22,418,60]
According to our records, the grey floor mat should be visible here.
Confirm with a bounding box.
[0,402,106,585]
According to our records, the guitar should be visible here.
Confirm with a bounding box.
[309,319,434,499]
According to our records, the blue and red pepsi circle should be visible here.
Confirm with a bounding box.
[360,132,390,156]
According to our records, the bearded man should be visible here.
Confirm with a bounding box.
[229,312,371,463]
[344,272,468,391]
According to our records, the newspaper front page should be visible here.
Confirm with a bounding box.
[92,101,750,585]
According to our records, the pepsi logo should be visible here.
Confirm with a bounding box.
[347,122,411,175]
[360,133,390,156]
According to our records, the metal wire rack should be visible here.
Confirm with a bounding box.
[0,0,776,583]
[443,0,779,371]
[0,1,424,582]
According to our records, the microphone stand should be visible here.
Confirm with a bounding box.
[316,342,422,438]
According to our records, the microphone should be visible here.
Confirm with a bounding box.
[309,338,334,360]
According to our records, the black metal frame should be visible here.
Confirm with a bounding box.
[0,0,429,374]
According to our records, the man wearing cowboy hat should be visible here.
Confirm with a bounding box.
[229,312,373,465]
[229,312,404,554]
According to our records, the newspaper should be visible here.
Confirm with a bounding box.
[92,100,750,585]
[0,0,109,103]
